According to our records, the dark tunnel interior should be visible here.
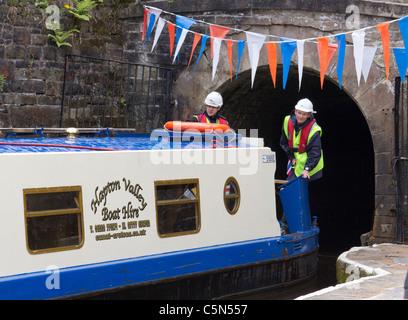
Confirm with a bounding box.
[220,65,375,254]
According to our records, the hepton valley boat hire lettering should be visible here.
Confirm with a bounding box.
[90,178,147,218]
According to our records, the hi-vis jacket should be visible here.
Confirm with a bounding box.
[192,112,228,125]
[281,113,324,179]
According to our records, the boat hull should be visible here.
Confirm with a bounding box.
[85,248,318,300]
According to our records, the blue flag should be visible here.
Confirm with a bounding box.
[335,34,346,89]
[236,40,246,80]
[398,16,408,49]
[146,13,156,43]
[393,48,408,84]
[280,38,297,89]
[193,35,209,71]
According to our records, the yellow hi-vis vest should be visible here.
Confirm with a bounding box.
[283,115,324,177]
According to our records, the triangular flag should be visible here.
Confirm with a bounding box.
[209,25,230,58]
[362,46,377,82]
[188,33,201,68]
[226,40,234,82]
[173,27,189,63]
[393,48,408,84]
[173,16,195,63]
[142,8,148,40]
[212,37,223,80]
[167,22,175,57]
[335,34,346,89]
[266,42,277,88]
[297,40,305,91]
[377,23,390,80]
[145,8,162,43]
[193,35,208,71]
[146,13,156,43]
[235,40,246,80]
[280,38,297,89]
[398,16,408,49]
[175,16,195,43]
[317,38,337,89]
[352,29,365,86]
[151,17,165,52]
[246,32,266,88]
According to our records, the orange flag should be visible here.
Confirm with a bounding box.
[142,8,148,40]
[209,25,230,58]
[266,43,277,88]
[188,33,202,68]
[226,40,234,81]
[168,22,175,57]
[377,23,390,80]
[317,37,337,89]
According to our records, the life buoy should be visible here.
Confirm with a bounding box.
[164,121,230,133]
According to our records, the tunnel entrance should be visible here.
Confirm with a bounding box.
[220,65,375,254]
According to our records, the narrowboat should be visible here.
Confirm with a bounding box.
[0,125,319,299]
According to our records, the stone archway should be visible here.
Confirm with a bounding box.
[216,65,374,252]
[172,37,395,245]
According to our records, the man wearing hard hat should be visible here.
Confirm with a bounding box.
[186,92,229,125]
[280,98,323,181]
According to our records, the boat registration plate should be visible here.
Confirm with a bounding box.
[262,154,275,163]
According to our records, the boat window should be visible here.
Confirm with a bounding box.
[155,179,200,237]
[23,186,84,254]
[224,177,240,215]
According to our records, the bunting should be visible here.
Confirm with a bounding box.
[377,23,390,80]
[266,42,277,88]
[188,33,201,68]
[193,35,208,71]
[210,25,230,58]
[173,16,195,63]
[352,30,365,86]
[335,34,346,89]
[317,38,337,89]
[246,32,266,88]
[143,5,408,90]
[297,40,305,91]
[151,17,165,52]
[362,46,377,82]
[280,38,297,89]
[167,22,175,57]
[236,40,246,80]
[226,40,234,81]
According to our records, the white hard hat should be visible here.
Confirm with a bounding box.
[205,92,223,108]
[295,98,316,113]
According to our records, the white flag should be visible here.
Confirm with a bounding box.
[297,40,305,91]
[362,46,377,82]
[246,31,266,88]
[151,17,165,52]
[352,30,365,86]
[212,38,223,80]
[173,28,189,64]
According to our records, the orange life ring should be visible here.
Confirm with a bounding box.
[164,121,230,133]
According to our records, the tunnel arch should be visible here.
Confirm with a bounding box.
[216,65,375,253]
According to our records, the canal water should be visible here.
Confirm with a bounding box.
[233,252,338,300]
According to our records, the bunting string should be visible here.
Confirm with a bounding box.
[143,5,408,89]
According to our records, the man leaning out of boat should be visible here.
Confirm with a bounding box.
[186,92,229,125]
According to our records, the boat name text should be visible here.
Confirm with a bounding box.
[91,178,147,215]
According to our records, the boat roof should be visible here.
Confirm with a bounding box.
[0,128,247,153]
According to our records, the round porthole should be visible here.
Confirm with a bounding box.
[224,177,240,215]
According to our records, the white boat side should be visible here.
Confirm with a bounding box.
[0,145,280,277]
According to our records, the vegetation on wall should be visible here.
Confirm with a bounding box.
[33,0,104,47]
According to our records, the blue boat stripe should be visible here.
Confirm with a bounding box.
[0,231,318,299]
